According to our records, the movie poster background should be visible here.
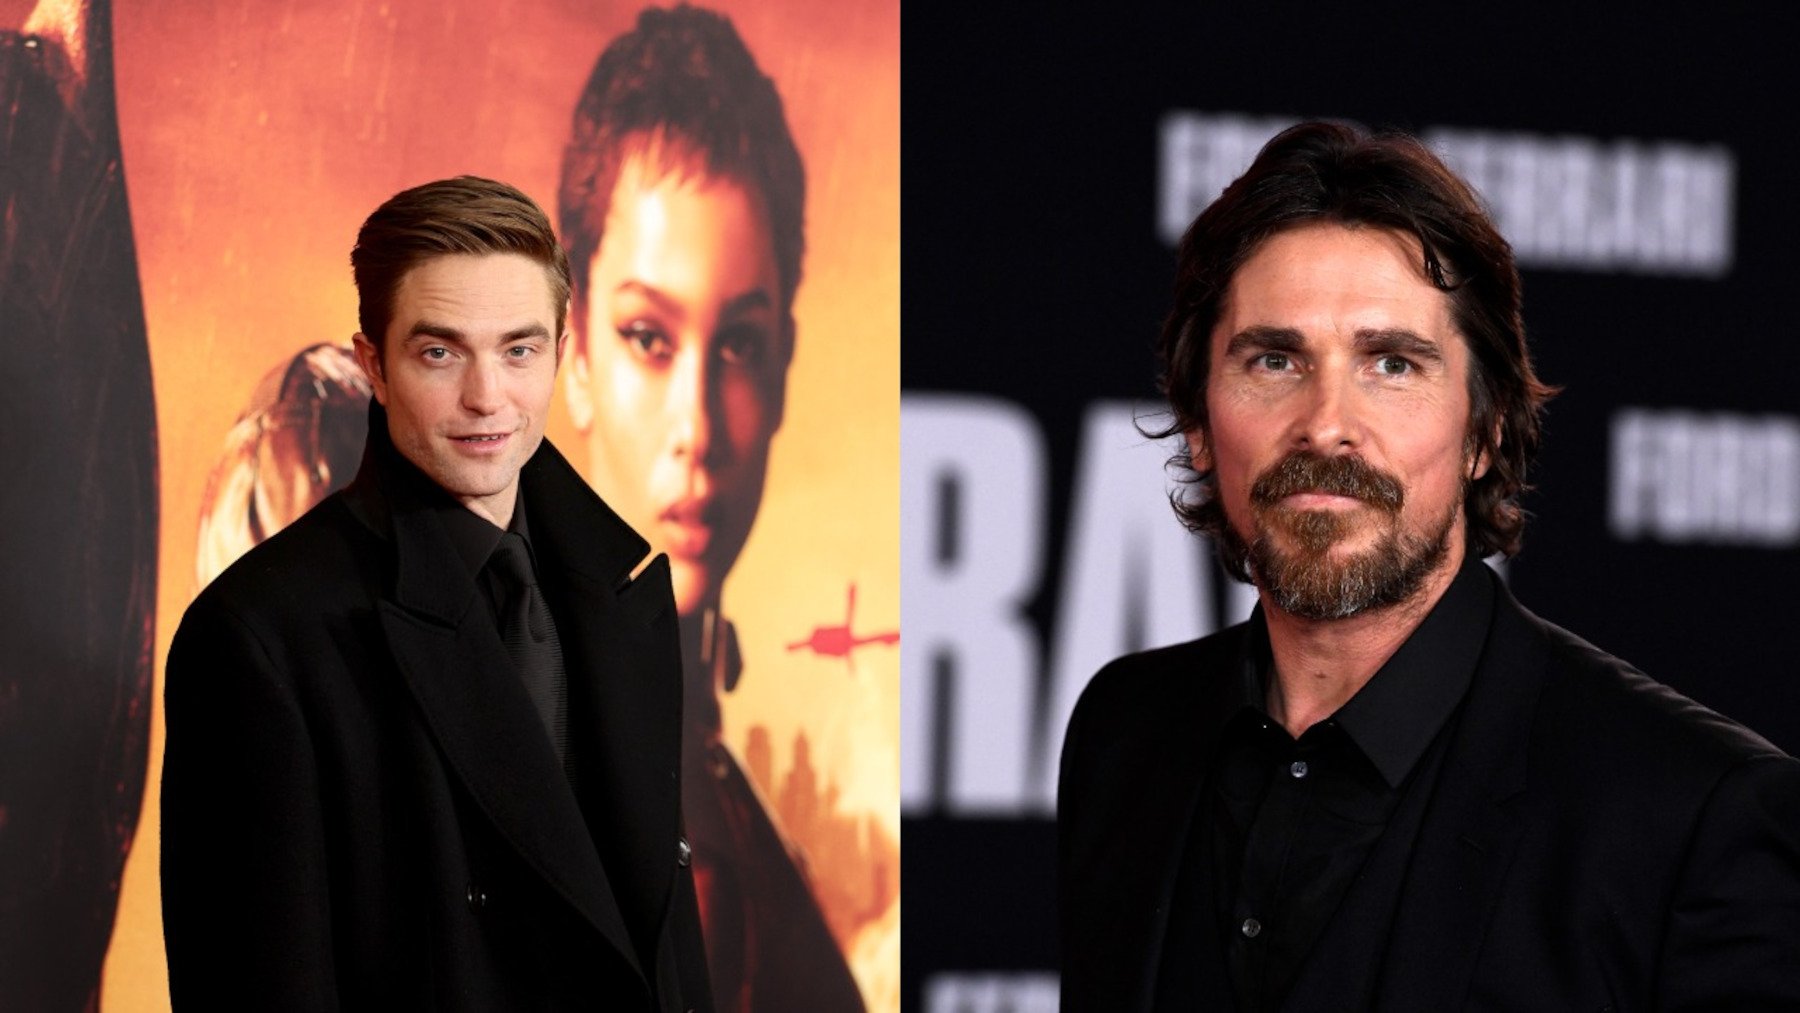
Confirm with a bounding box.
[1,1,156,1006]
[0,0,896,1006]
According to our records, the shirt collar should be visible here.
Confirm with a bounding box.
[1335,552,1493,787]
[1232,551,1496,788]
[437,487,530,579]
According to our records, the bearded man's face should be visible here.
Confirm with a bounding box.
[1191,224,1487,619]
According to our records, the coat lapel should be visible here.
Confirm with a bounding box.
[1373,581,1548,1012]
[1066,635,1244,1010]
[352,424,654,990]
[1135,684,1236,1005]
[521,439,683,974]
[379,598,644,983]
[541,524,683,970]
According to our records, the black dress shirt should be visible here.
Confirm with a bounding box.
[439,491,570,765]
[1156,554,1494,1010]
[439,491,523,624]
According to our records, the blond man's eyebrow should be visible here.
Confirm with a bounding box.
[403,321,550,344]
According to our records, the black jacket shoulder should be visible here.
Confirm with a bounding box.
[1068,628,1244,742]
[198,494,380,602]
[1498,599,1793,830]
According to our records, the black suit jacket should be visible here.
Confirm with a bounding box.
[1060,569,1800,1011]
[162,415,711,1010]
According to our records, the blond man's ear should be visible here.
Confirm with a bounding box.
[351,334,388,405]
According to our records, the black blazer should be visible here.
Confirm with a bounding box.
[162,419,711,1011]
[1059,570,1800,1011]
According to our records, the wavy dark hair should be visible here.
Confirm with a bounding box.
[1151,121,1556,574]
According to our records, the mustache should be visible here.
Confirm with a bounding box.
[1250,452,1404,513]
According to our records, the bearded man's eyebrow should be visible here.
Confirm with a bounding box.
[1223,326,1305,358]
[1355,328,1445,363]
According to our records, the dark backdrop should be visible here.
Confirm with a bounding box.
[900,6,1800,1010]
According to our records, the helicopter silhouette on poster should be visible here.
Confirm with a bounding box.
[787,583,899,673]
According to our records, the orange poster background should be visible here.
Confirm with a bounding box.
[6,0,900,1007]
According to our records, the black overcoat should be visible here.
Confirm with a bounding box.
[162,416,711,1011]
[1059,568,1800,1011]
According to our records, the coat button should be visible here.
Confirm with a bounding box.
[676,836,693,868]
[466,882,488,912]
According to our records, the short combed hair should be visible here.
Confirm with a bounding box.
[558,4,805,326]
[1154,121,1557,567]
[351,175,571,351]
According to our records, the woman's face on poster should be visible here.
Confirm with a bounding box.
[569,155,789,617]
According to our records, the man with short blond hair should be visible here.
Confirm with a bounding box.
[163,176,710,1010]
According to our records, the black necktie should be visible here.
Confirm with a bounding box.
[488,532,569,772]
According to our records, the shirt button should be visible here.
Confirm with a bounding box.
[676,836,693,868]
[1290,760,1309,779]
[1241,917,1262,939]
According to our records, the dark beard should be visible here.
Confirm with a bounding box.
[1220,452,1456,620]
